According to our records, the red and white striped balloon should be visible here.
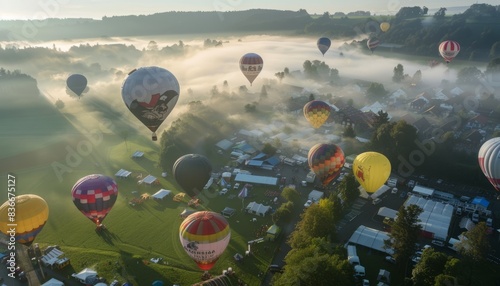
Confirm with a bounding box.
[478,137,500,192]
[439,41,460,63]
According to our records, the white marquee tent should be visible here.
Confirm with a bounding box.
[348,225,394,255]
[115,169,132,178]
[404,195,453,241]
[152,189,171,200]
[41,278,64,286]
[245,202,271,217]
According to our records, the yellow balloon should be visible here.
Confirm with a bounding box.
[0,194,49,246]
[380,22,390,32]
[353,152,391,193]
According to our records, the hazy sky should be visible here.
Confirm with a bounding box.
[1,0,498,20]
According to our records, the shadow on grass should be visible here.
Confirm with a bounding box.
[95,226,118,245]
[119,250,176,285]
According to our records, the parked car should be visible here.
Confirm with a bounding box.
[362,279,370,286]
[372,198,382,205]
[391,188,398,194]
[304,200,313,208]
[233,183,240,190]
[431,240,445,247]
[110,280,120,286]
[268,264,284,273]
[385,256,396,264]
[407,180,416,188]
[400,192,407,198]
[411,256,421,264]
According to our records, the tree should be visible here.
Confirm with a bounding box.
[288,199,337,249]
[210,85,219,97]
[308,93,315,102]
[411,248,448,286]
[393,64,405,83]
[443,257,470,285]
[303,60,319,79]
[385,204,423,266]
[55,99,65,109]
[338,174,359,207]
[262,143,277,155]
[456,67,483,85]
[486,57,500,74]
[281,187,301,204]
[273,240,354,286]
[273,137,282,148]
[412,70,422,85]
[343,125,356,138]
[244,103,257,112]
[327,193,344,223]
[275,71,285,83]
[373,110,390,129]
[434,7,447,19]
[457,222,490,262]
[366,82,387,101]
[489,42,500,59]
[272,201,294,225]
[260,85,268,100]
[239,85,248,94]
[147,40,158,51]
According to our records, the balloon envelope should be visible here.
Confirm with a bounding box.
[353,152,391,193]
[121,66,180,140]
[308,143,345,186]
[303,100,331,128]
[478,137,500,192]
[239,53,263,85]
[66,74,87,96]
[0,194,48,246]
[439,41,460,63]
[380,22,390,32]
[367,37,380,52]
[179,211,231,271]
[317,37,331,55]
[71,174,118,226]
[173,154,212,198]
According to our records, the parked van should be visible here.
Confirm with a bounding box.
[486,218,493,227]
[387,178,398,188]
[354,265,366,277]
[283,158,296,166]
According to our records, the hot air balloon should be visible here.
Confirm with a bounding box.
[439,41,460,63]
[353,152,391,193]
[66,74,87,97]
[303,100,331,128]
[478,137,500,192]
[173,154,212,198]
[121,66,180,141]
[0,194,49,246]
[239,53,263,86]
[317,37,331,56]
[179,211,231,271]
[367,37,380,53]
[308,143,345,186]
[71,174,118,228]
[380,22,390,32]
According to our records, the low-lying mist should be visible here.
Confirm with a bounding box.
[1,34,479,137]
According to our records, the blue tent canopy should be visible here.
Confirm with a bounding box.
[472,196,489,208]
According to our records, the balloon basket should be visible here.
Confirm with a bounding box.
[152,133,158,141]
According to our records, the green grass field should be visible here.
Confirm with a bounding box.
[3,93,280,285]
